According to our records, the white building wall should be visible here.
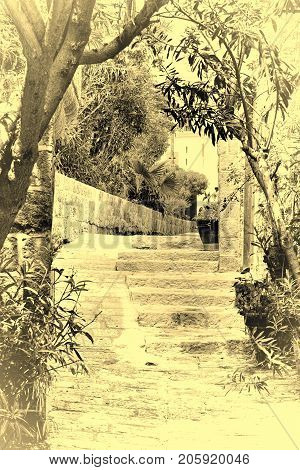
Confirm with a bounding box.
[161,129,219,212]
[162,130,218,189]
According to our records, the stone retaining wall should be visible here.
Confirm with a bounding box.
[52,173,197,243]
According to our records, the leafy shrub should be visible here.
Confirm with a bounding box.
[0,254,95,448]
[234,274,300,374]
[223,369,270,396]
[197,189,219,221]
[56,60,171,198]
[251,226,288,281]
[197,201,219,222]
[235,278,271,328]
[163,196,190,218]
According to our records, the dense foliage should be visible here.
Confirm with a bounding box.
[0,8,25,105]
[56,55,172,198]
[154,0,300,283]
[134,163,207,215]
[0,255,94,448]
[56,51,209,216]
[235,274,300,374]
[163,167,208,217]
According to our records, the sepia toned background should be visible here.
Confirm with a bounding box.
[0,0,299,451]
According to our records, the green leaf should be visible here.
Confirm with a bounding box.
[83,331,94,344]
[271,18,277,32]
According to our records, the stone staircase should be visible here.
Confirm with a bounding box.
[116,234,246,364]
[48,233,300,450]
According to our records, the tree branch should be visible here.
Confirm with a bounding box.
[21,0,45,43]
[41,0,96,136]
[80,0,169,65]
[125,0,136,22]
[44,0,74,54]
[3,0,42,58]
[265,48,280,152]
[222,38,253,148]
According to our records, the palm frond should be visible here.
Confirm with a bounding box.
[160,173,178,194]
[132,160,148,177]
[149,160,167,178]
[132,160,155,187]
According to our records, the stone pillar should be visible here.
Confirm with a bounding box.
[218,139,244,272]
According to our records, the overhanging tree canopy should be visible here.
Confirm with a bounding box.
[155,0,300,283]
[0,0,169,250]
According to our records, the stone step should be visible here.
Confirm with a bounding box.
[53,259,117,271]
[137,304,242,328]
[116,259,218,272]
[131,232,203,250]
[136,326,247,355]
[118,249,219,262]
[52,263,121,274]
[130,287,234,306]
[126,271,235,290]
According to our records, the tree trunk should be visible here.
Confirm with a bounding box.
[0,0,168,253]
[0,132,54,446]
[0,160,37,252]
[245,150,300,285]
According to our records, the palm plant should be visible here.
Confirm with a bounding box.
[131,159,178,211]
[132,160,176,193]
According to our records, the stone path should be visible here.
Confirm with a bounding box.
[47,233,300,450]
